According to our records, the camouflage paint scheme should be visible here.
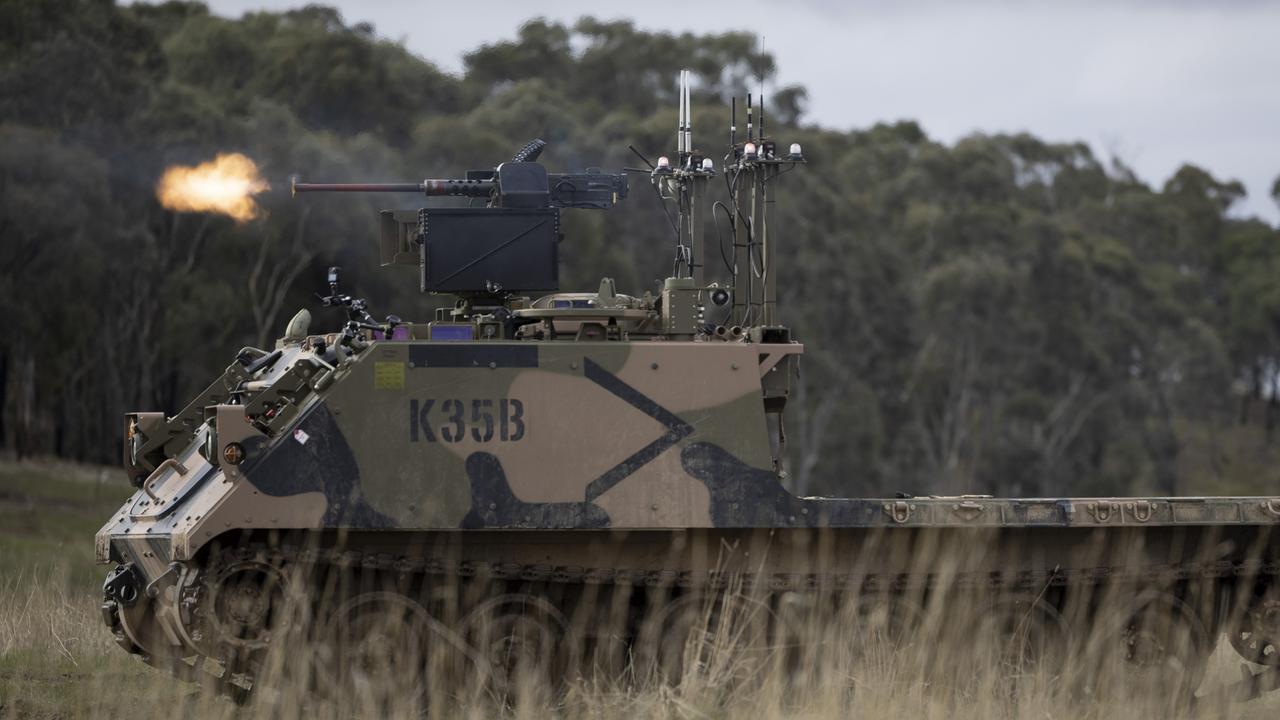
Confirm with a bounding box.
[97,333,1280,575]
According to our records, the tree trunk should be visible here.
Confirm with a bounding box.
[0,347,7,450]
[14,347,36,459]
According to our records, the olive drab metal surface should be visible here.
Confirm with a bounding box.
[96,71,1280,705]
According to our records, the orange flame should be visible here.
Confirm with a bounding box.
[156,153,270,222]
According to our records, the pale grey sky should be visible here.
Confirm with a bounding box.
[204,0,1280,224]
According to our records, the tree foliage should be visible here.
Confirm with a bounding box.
[2,1,1278,497]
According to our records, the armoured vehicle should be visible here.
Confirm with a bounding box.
[98,74,1280,707]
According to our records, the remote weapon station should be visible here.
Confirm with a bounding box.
[98,72,1280,704]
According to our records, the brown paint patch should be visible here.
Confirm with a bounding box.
[594,448,713,527]
[616,343,761,412]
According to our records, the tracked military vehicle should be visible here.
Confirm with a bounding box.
[98,73,1280,706]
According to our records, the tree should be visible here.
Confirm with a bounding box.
[2,2,1278,499]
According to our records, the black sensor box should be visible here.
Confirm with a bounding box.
[418,208,560,294]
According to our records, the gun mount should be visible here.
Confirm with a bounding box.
[292,140,627,300]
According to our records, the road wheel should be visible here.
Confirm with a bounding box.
[461,593,570,705]
[318,590,453,714]
[1083,590,1210,706]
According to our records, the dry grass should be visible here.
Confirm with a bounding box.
[3,458,1280,719]
[2,567,1280,720]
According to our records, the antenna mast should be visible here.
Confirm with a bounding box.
[652,69,712,286]
[728,86,805,330]
[646,68,805,339]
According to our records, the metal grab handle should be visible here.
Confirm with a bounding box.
[142,458,189,503]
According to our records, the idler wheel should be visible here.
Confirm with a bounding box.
[1229,587,1280,666]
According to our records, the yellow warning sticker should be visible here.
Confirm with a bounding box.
[374,361,405,390]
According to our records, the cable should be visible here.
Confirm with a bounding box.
[712,201,736,275]
[725,169,753,245]
[722,162,758,326]
[711,201,738,327]
[651,182,680,244]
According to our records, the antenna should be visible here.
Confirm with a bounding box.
[758,34,766,139]
[686,69,696,158]
[747,93,754,142]
[759,92,765,140]
[677,70,686,156]
[730,95,736,147]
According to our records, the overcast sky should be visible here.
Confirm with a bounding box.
[205,0,1280,224]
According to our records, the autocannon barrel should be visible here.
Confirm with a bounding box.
[290,178,495,197]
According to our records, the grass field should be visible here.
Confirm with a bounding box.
[2,458,1280,719]
[0,460,194,718]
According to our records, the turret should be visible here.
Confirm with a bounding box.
[291,140,628,300]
